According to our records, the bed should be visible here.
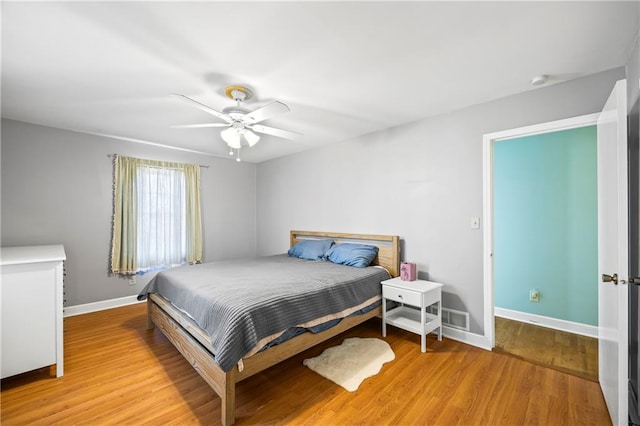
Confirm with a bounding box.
[141,230,400,425]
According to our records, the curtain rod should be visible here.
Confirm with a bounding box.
[107,154,209,168]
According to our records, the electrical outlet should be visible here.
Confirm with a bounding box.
[529,289,540,303]
[128,276,136,286]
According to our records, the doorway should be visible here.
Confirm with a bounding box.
[493,316,598,380]
[482,113,600,377]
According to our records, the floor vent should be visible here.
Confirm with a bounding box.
[426,305,470,331]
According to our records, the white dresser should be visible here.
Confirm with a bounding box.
[1,245,66,378]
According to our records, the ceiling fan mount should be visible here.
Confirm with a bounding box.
[224,85,253,102]
[222,86,252,118]
[171,85,302,161]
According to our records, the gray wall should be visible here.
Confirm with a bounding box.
[256,68,624,335]
[0,119,257,306]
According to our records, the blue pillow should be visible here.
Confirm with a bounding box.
[323,243,379,268]
[288,239,334,261]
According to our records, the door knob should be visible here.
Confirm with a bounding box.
[602,273,618,285]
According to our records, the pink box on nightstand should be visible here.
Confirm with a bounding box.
[400,262,416,281]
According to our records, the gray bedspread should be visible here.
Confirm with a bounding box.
[138,254,390,372]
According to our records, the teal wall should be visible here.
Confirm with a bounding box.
[494,125,598,326]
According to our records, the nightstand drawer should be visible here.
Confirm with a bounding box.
[382,285,421,306]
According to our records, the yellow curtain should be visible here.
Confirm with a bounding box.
[184,164,203,264]
[110,155,203,276]
[110,156,138,275]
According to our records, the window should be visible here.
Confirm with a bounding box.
[110,155,202,276]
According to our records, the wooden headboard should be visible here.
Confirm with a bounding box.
[290,230,401,277]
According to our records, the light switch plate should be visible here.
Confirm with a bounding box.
[470,217,480,229]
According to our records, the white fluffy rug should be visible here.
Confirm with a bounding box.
[303,337,395,392]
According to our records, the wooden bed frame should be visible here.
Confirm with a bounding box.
[147,230,400,425]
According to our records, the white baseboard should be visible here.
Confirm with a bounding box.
[495,307,598,338]
[64,295,144,317]
[441,326,492,350]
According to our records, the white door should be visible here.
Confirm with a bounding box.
[598,79,629,426]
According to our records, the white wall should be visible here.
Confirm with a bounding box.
[256,68,625,335]
[0,119,257,306]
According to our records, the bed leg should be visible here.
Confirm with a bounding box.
[147,298,155,330]
[221,371,236,426]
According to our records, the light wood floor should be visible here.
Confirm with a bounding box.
[494,317,599,382]
[1,303,611,425]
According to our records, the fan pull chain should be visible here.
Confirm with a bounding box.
[236,149,241,162]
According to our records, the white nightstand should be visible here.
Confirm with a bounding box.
[381,277,443,352]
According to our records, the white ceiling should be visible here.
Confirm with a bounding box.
[2,2,638,163]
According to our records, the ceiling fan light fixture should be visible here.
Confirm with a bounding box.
[221,127,242,149]
[244,129,260,147]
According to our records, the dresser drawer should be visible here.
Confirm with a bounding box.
[382,285,422,306]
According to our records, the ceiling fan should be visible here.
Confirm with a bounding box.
[171,86,302,159]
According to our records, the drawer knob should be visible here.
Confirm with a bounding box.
[398,294,403,299]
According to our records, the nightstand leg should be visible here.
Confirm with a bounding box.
[421,306,426,353]
[437,301,443,341]
[382,297,387,337]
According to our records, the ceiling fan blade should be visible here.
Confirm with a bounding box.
[250,124,303,140]
[244,101,290,124]
[171,94,232,123]
[170,123,230,129]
